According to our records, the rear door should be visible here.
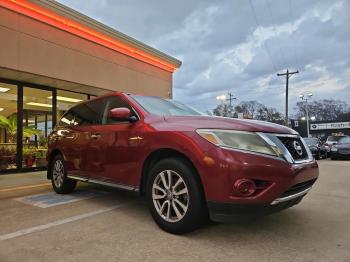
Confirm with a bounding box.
[56,100,102,177]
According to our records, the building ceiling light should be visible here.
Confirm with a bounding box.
[48,96,83,103]
[0,87,10,92]
[0,108,4,111]
[26,102,52,108]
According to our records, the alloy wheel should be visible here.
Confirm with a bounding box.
[52,159,64,188]
[152,170,189,223]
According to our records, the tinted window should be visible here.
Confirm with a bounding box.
[59,111,76,126]
[339,137,350,144]
[59,99,104,126]
[102,96,133,124]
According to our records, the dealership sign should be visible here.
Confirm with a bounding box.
[310,122,350,130]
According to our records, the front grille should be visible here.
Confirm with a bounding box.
[281,179,317,198]
[277,136,308,160]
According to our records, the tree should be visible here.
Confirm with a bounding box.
[234,100,264,119]
[213,103,235,117]
[294,99,350,121]
[256,106,284,124]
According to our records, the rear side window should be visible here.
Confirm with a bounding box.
[59,111,76,126]
[59,99,104,126]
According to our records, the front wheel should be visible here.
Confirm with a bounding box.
[50,154,77,194]
[146,158,207,234]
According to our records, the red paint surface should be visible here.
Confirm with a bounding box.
[48,93,319,205]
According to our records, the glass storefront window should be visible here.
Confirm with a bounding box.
[0,80,96,173]
[0,83,17,171]
[23,87,53,168]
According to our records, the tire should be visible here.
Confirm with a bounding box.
[50,154,77,194]
[146,158,207,234]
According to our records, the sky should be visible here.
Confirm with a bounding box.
[57,0,350,115]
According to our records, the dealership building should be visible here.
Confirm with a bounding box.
[0,0,181,173]
[291,119,350,139]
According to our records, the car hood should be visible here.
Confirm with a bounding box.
[156,115,297,134]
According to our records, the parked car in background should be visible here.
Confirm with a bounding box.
[303,137,328,160]
[331,136,350,160]
[325,135,348,152]
[47,92,319,234]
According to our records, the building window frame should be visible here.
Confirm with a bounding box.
[0,77,95,174]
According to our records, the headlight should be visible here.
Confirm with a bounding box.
[196,129,281,156]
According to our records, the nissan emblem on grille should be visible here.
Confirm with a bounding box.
[293,141,303,156]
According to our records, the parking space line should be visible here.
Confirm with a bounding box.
[0,204,125,241]
[0,183,51,193]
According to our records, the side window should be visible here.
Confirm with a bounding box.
[102,96,133,124]
[59,111,75,126]
[70,99,104,126]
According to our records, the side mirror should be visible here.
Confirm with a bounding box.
[109,107,136,122]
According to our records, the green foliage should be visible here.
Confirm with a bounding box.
[0,114,42,142]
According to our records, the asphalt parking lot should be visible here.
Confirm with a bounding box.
[0,160,349,262]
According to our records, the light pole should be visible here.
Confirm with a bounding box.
[216,93,236,106]
[216,95,227,103]
[299,93,313,137]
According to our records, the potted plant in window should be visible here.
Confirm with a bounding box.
[35,149,48,167]
[23,147,36,168]
[0,146,16,170]
[0,146,10,170]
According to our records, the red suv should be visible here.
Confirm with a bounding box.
[47,92,319,234]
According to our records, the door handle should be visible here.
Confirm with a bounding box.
[90,133,101,139]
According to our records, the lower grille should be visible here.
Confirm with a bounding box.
[281,179,317,198]
[277,136,308,160]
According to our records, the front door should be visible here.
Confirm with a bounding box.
[87,95,144,186]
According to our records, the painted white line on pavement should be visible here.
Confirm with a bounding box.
[0,204,125,241]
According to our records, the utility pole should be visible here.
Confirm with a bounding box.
[227,92,236,106]
[216,92,236,106]
[277,69,299,126]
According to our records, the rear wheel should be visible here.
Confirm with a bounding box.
[146,158,207,234]
[50,154,77,194]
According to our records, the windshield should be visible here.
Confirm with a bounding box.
[338,137,350,144]
[327,136,346,142]
[130,95,204,116]
[304,138,318,145]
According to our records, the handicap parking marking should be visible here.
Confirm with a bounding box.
[14,189,109,208]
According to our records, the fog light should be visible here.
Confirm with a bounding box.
[233,179,256,197]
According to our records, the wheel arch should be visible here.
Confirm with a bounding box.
[47,149,63,179]
[139,148,206,200]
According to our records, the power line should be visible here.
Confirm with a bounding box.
[248,0,278,72]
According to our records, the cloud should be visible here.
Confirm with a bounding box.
[58,0,350,116]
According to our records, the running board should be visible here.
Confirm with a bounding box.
[67,175,139,192]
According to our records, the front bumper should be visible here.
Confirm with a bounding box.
[208,195,304,223]
[207,176,316,222]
